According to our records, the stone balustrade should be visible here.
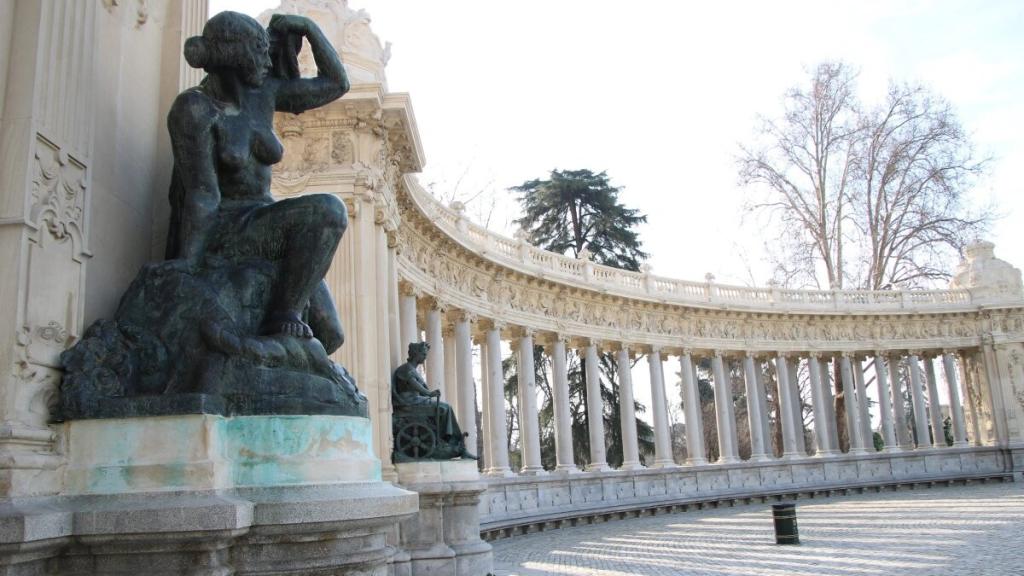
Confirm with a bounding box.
[390,173,1024,533]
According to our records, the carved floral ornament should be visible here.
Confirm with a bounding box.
[393,180,1024,353]
[31,137,88,256]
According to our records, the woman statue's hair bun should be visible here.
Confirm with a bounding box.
[183,36,208,69]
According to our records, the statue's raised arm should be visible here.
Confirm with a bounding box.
[267,14,350,114]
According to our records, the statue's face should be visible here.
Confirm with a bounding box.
[411,349,428,364]
[240,31,272,87]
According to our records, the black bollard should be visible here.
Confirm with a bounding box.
[771,503,799,544]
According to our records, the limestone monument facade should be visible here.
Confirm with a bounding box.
[0,0,1022,574]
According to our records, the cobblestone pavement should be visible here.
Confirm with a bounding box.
[490,481,1024,576]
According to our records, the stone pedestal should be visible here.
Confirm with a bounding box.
[0,414,419,575]
[396,461,492,576]
[65,414,380,494]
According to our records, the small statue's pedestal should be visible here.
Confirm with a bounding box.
[0,415,418,575]
[394,460,492,576]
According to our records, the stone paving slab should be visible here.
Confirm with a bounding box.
[491,481,1024,575]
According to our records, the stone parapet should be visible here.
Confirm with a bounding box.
[479,447,1009,535]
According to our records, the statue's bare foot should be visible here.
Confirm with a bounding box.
[261,311,313,338]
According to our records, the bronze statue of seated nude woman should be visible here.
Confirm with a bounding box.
[59,12,365,420]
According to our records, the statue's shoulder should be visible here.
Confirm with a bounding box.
[168,87,217,128]
[393,362,415,379]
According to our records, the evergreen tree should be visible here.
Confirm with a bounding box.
[509,168,653,467]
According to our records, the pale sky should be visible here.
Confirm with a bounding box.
[209,0,1023,431]
[212,0,1024,288]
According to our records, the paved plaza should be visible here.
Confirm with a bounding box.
[491,480,1024,575]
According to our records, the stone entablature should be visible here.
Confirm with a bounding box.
[395,177,1024,353]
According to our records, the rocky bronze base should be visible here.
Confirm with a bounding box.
[59,260,366,421]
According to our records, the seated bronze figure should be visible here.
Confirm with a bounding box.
[392,343,476,461]
[59,12,365,419]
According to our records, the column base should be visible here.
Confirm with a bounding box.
[519,466,549,476]
[648,459,678,469]
[747,453,772,462]
[815,449,842,457]
[952,441,969,448]
[685,457,709,466]
[881,446,905,453]
[619,461,647,471]
[716,456,741,465]
[584,463,612,472]
[483,467,517,478]
[553,465,583,474]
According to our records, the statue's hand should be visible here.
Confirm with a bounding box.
[430,390,441,398]
[269,14,311,36]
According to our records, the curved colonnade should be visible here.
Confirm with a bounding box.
[392,175,1024,535]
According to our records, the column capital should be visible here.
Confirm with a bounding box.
[447,309,475,324]
[398,280,418,298]
[808,350,823,359]
[840,350,855,359]
[712,349,726,358]
[907,349,924,358]
[680,347,694,357]
[941,347,959,356]
[874,350,889,359]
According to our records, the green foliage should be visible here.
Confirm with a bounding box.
[872,431,884,452]
[512,169,648,272]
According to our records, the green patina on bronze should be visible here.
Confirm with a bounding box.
[391,342,477,461]
[58,12,365,419]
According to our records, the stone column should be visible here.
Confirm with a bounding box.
[548,338,579,473]
[907,353,931,448]
[787,356,807,455]
[807,352,837,456]
[852,356,873,451]
[454,313,477,456]
[680,350,707,465]
[839,354,865,454]
[583,341,610,471]
[617,346,644,470]
[774,353,801,458]
[743,353,769,461]
[443,326,459,415]
[477,332,491,470]
[889,354,913,449]
[874,353,898,451]
[923,355,945,447]
[943,351,969,447]
[517,332,546,475]
[484,325,513,476]
[754,359,774,455]
[711,351,740,464]
[646,347,675,468]
[424,304,445,397]
[399,284,418,357]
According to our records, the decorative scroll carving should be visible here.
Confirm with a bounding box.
[31,138,87,249]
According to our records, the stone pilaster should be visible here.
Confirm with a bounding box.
[0,0,99,497]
